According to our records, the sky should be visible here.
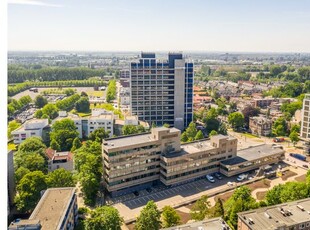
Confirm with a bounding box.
[7,0,310,52]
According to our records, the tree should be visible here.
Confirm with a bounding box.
[210,198,224,218]
[242,105,260,127]
[71,137,82,152]
[266,184,284,205]
[228,112,244,130]
[34,109,43,118]
[209,130,218,137]
[190,195,210,221]
[289,131,299,146]
[122,125,145,135]
[218,123,227,135]
[272,117,287,136]
[46,168,75,188]
[163,123,170,128]
[50,139,61,151]
[50,118,79,151]
[80,91,88,97]
[34,95,48,108]
[106,80,117,103]
[85,206,123,230]
[290,124,301,133]
[14,171,47,212]
[161,206,181,228]
[75,96,90,113]
[15,152,46,173]
[186,122,198,140]
[195,130,204,140]
[15,166,30,184]
[181,132,188,142]
[42,103,59,119]
[8,120,21,139]
[135,200,161,230]
[18,137,46,155]
[89,128,109,142]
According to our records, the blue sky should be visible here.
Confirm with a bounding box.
[8,0,310,52]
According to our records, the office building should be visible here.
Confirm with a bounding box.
[11,119,49,144]
[162,217,230,230]
[9,188,78,230]
[238,198,310,230]
[130,52,193,130]
[249,116,272,136]
[301,94,310,140]
[220,144,285,177]
[102,127,286,197]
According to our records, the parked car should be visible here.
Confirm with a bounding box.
[206,174,215,183]
[303,164,309,169]
[214,172,222,180]
[133,191,139,196]
[227,181,234,186]
[237,174,248,182]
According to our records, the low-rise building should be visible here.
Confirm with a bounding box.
[251,98,277,108]
[249,116,272,136]
[238,198,310,230]
[220,144,285,177]
[45,148,74,172]
[102,127,284,197]
[9,187,78,230]
[162,217,230,230]
[11,119,49,144]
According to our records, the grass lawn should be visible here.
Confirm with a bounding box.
[77,112,92,117]
[87,91,103,97]
[8,143,17,151]
[242,133,259,139]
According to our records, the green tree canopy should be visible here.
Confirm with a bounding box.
[161,206,181,228]
[289,131,299,146]
[209,130,218,137]
[8,120,21,139]
[272,117,287,136]
[34,95,48,108]
[89,128,110,142]
[195,130,204,140]
[50,139,61,151]
[46,168,75,188]
[50,118,79,151]
[14,171,47,212]
[71,137,82,152]
[210,198,224,218]
[218,123,227,135]
[15,166,30,184]
[42,103,59,119]
[85,206,123,230]
[228,112,244,130]
[75,96,90,113]
[135,200,161,230]
[18,136,46,153]
[15,152,46,173]
[190,195,211,221]
[122,125,145,135]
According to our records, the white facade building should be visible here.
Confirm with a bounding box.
[88,114,114,137]
[11,119,49,144]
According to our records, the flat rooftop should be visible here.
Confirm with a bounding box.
[162,218,230,230]
[221,144,284,166]
[238,198,310,229]
[29,187,75,230]
[103,127,180,150]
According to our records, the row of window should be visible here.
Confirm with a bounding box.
[107,171,160,187]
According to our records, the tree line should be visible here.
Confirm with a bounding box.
[8,79,107,96]
[8,65,107,83]
[8,95,32,117]
[106,79,117,103]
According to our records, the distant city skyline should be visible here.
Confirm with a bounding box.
[8,0,310,52]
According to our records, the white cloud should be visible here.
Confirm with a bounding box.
[8,0,63,8]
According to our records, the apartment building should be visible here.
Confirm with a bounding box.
[249,116,272,136]
[130,52,193,130]
[9,188,78,230]
[45,148,74,172]
[238,198,310,230]
[301,94,310,140]
[251,98,276,108]
[120,69,130,79]
[162,217,230,230]
[11,119,50,144]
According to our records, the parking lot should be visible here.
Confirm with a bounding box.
[108,172,255,209]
